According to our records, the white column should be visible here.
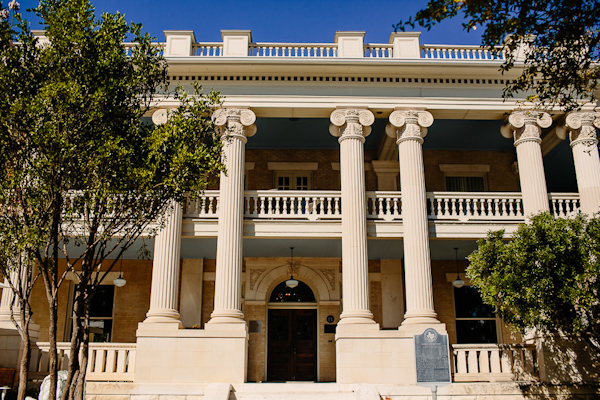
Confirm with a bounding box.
[560,112,600,216]
[330,109,376,324]
[501,111,552,217]
[0,273,17,326]
[387,110,438,325]
[208,108,256,324]
[144,203,183,325]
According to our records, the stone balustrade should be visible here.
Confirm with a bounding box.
[29,342,136,382]
[452,343,538,382]
[119,30,511,61]
[182,190,580,223]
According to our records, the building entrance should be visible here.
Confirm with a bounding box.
[267,281,317,381]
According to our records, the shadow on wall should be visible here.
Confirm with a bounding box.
[516,334,600,399]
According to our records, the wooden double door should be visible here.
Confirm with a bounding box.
[267,309,317,381]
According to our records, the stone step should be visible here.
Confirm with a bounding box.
[231,392,355,400]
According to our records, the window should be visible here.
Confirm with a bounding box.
[454,286,498,344]
[89,285,115,342]
[446,176,486,192]
[439,164,490,192]
[274,172,311,190]
[65,284,115,342]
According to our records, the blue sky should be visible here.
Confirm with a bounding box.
[17,0,483,45]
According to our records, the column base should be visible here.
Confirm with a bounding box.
[207,309,245,325]
[339,310,376,325]
[143,308,183,328]
[401,309,439,325]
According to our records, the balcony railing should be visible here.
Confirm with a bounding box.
[452,344,538,382]
[183,191,580,223]
[29,342,136,382]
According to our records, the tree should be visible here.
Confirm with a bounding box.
[0,1,224,400]
[467,213,600,350]
[395,0,600,112]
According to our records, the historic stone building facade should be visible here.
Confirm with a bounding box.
[1,30,600,399]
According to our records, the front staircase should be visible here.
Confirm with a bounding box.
[226,383,377,400]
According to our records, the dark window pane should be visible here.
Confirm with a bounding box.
[89,285,115,318]
[456,320,498,344]
[89,319,112,342]
[454,286,495,318]
[446,176,485,192]
[269,281,316,302]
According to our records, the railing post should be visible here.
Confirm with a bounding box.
[335,31,365,58]
[163,30,196,56]
[389,32,421,58]
[221,30,252,57]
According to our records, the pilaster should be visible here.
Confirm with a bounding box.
[501,111,552,217]
[209,108,256,325]
[386,109,439,326]
[558,112,600,216]
[329,108,376,325]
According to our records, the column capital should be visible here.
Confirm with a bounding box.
[212,108,257,141]
[386,110,434,145]
[501,110,552,146]
[557,112,600,147]
[329,109,375,143]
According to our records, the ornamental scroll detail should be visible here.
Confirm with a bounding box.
[557,112,600,149]
[385,110,434,144]
[501,111,552,146]
[212,108,257,139]
[329,109,375,142]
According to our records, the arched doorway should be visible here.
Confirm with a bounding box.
[267,280,317,381]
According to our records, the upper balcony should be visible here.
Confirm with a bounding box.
[181,190,580,239]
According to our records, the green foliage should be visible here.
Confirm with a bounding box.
[0,2,224,398]
[468,213,600,347]
[395,0,600,112]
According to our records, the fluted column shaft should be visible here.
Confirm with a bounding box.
[145,202,183,324]
[387,110,438,325]
[502,111,552,217]
[563,112,600,216]
[330,109,375,324]
[0,272,18,322]
[209,108,257,324]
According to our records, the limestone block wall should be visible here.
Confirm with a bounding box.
[29,259,151,343]
[423,150,520,192]
[241,148,520,192]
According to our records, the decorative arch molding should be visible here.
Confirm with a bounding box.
[255,265,331,302]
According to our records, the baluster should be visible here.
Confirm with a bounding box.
[259,196,266,215]
[500,348,512,373]
[274,196,281,215]
[493,198,499,218]
[450,198,457,216]
[479,350,490,374]
[106,349,116,373]
[385,197,392,217]
[326,197,332,215]
[244,197,250,216]
[467,350,479,374]
[443,198,450,216]
[456,349,467,374]
[117,349,128,373]
[459,197,466,217]
[319,197,325,216]
[334,197,340,215]
[393,197,400,217]
[94,349,105,374]
[490,349,501,374]
[378,197,384,218]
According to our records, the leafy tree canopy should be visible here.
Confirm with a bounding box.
[395,0,600,112]
[468,213,600,349]
[0,1,224,399]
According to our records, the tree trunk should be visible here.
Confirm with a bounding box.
[16,304,31,400]
[74,304,90,400]
[62,293,81,400]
